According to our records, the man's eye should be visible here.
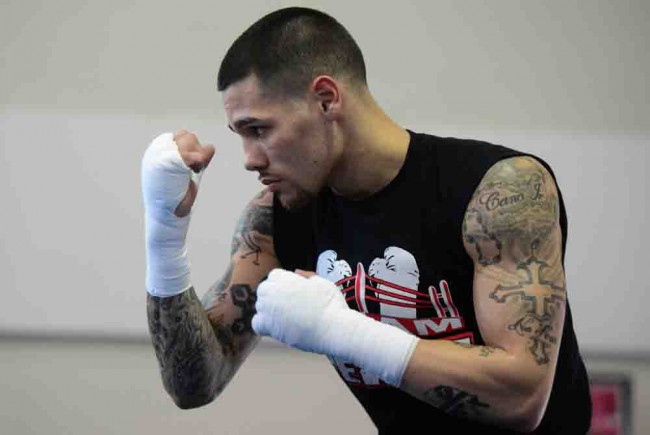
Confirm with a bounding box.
[252,126,266,138]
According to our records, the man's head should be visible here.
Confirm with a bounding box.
[217,7,367,97]
[218,7,369,210]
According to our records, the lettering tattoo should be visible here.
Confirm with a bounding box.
[463,157,558,266]
[424,385,490,418]
[479,347,497,358]
[453,341,498,358]
[462,157,566,365]
[489,241,565,365]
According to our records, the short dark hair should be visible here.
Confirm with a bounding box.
[217,7,367,96]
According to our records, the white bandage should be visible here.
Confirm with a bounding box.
[253,270,419,386]
[141,132,201,297]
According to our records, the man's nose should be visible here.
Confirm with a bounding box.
[243,140,269,172]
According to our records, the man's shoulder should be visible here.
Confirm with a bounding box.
[413,130,521,157]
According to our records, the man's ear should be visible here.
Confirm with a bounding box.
[311,75,341,118]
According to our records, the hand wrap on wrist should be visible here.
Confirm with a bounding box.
[141,133,201,297]
[252,269,419,386]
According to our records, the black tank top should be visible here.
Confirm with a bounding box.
[273,130,591,434]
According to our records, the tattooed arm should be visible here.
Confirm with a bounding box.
[147,189,279,409]
[400,157,565,432]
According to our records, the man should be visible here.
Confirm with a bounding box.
[142,7,591,434]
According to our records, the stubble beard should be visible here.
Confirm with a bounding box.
[278,186,316,211]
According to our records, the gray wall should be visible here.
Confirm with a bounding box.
[1,0,649,433]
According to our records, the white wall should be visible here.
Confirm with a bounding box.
[1,0,649,352]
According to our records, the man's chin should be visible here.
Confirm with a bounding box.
[278,188,314,211]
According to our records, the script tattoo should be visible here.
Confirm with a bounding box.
[479,347,497,358]
[489,241,566,365]
[424,385,490,418]
[463,157,558,266]
[453,342,498,358]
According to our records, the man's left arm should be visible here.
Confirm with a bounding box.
[400,156,565,432]
[252,156,565,432]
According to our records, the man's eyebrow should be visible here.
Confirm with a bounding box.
[229,117,261,133]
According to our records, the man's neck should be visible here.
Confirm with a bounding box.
[327,100,410,200]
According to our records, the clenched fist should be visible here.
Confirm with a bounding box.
[142,130,214,297]
[171,130,216,217]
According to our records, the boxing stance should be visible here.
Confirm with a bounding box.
[142,7,591,434]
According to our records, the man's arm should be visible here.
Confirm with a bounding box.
[147,189,279,409]
[399,156,565,432]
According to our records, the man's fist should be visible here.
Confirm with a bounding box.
[252,269,349,351]
[142,131,212,296]
[172,130,215,217]
[251,268,419,387]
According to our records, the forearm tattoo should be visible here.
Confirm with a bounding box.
[463,157,566,365]
[147,288,231,407]
[424,385,490,418]
[147,190,274,406]
[452,341,498,358]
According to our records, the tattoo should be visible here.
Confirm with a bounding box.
[147,288,230,407]
[463,157,558,266]
[479,347,496,358]
[229,284,257,334]
[146,190,275,407]
[489,241,566,365]
[463,209,502,265]
[240,233,262,265]
[453,341,498,357]
[423,385,490,418]
[201,264,233,309]
[202,282,258,357]
[230,190,274,258]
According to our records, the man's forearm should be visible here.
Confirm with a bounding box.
[400,340,552,432]
[147,287,235,409]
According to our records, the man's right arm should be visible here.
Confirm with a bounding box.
[147,189,279,409]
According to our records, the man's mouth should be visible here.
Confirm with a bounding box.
[259,176,280,186]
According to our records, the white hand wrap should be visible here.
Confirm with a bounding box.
[141,132,201,297]
[252,269,419,387]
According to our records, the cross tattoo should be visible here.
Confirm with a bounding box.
[489,246,565,365]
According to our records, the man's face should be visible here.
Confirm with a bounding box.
[223,74,338,210]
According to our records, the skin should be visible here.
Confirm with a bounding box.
[222,73,411,209]
[149,73,566,432]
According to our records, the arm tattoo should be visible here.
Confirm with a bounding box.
[423,385,490,418]
[452,341,498,357]
[231,193,273,255]
[489,242,565,365]
[463,157,566,365]
[147,288,232,408]
[463,157,558,266]
[201,264,233,309]
[147,190,274,407]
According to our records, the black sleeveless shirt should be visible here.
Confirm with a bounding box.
[273,131,591,434]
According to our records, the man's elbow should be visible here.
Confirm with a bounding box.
[168,384,224,410]
[508,385,550,433]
